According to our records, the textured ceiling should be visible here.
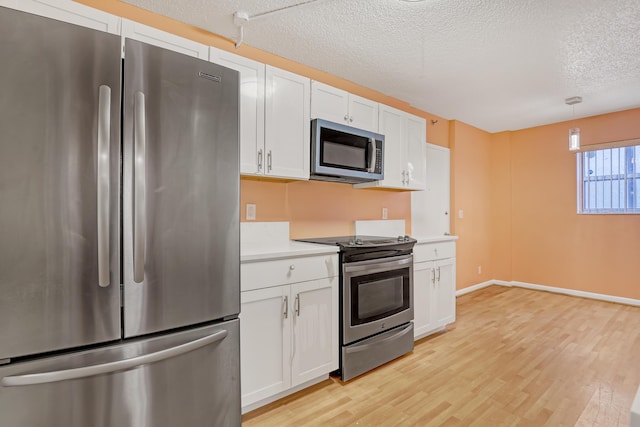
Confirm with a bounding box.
[124,0,640,133]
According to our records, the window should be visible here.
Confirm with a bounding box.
[578,144,640,214]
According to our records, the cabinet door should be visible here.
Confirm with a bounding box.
[377,105,406,188]
[240,286,291,407]
[121,19,209,58]
[211,48,265,175]
[406,115,427,190]
[310,81,349,125]
[433,258,456,327]
[348,94,379,133]
[413,262,435,340]
[290,277,338,387]
[265,66,310,180]
[0,0,120,33]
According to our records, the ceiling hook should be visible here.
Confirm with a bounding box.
[233,11,250,48]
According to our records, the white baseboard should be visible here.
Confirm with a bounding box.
[457,279,640,307]
[455,280,502,296]
[511,281,640,307]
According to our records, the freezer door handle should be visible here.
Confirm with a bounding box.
[97,85,111,287]
[133,91,147,283]
[1,330,228,387]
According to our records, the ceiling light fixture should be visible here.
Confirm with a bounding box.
[565,96,582,151]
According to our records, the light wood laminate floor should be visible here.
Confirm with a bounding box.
[243,286,640,426]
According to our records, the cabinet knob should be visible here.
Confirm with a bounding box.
[289,264,295,271]
[344,114,349,122]
[349,116,353,123]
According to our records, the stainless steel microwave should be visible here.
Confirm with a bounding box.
[310,119,384,184]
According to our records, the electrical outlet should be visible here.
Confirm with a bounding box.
[382,207,388,220]
[246,203,256,221]
[477,265,482,275]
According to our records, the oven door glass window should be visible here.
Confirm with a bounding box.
[350,267,410,325]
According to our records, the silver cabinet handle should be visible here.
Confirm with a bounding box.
[133,91,147,284]
[349,116,353,123]
[289,264,295,271]
[1,330,228,387]
[344,114,349,122]
[267,150,272,172]
[437,266,441,282]
[431,268,436,284]
[283,295,288,319]
[367,137,377,173]
[295,294,300,317]
[257,149,263,171]
[402,170,407,185]
[97,85,111,288]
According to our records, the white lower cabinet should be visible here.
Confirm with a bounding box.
[240,255,338,412]
[413,241,456,340]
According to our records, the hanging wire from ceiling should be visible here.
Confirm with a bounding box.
[234,0,330,48]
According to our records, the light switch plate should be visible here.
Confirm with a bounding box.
[246,203,256,221]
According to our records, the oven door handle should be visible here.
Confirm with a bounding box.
[343,255,413,274]
[345,324,413,354]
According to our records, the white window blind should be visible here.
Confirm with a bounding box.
[577,144,640,214]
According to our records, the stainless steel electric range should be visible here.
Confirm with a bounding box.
[295,235,416,381]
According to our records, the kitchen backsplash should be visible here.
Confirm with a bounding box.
[240,178,411,239]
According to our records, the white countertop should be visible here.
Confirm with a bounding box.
[413,235,459,244]
[241,241,339,263]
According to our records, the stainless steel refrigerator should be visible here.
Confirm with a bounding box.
[0,6,241,426]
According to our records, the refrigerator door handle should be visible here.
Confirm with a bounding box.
[97,85,111,288]
[1,330,228,387]
[133,91,147,284]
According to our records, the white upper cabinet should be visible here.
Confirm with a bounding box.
[210,50,309,180]
[355,104,427,190]
[0,0,120,33]
[311,81,378,133]
[210,48,265,175]
[121,19,209,59]
[406,114,427,190]
[264,65,310,180]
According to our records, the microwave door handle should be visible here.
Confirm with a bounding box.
[367,138,376,173]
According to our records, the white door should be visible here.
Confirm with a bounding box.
[310,81,349,125]
[211,48,265,175]
[427,145,451,235]
[348,94,379,132]
[290,278,337,386]
[265,66,310,179]
[433,258,456,327]
[406,115,427,190]
[240,286,291,407]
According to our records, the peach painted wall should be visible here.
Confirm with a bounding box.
[450,121,493,289]
[490,132,513,281]
[241,179,411,238]
[507,109,640,300]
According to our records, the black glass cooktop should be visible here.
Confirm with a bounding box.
[296,235,415,248]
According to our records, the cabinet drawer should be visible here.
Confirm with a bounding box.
[241,254,338,292]
[413,241,455,262]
